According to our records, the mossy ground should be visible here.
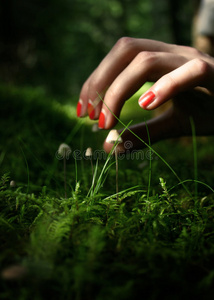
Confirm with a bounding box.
[0,85,214,300]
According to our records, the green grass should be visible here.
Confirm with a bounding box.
[0,84,214,300]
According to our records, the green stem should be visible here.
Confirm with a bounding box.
[90,157,94,191]
[190,117,198,201]
[97,93,192,197]
[64,157,67,198]
[145,121,151,200]
[115,148,119,202]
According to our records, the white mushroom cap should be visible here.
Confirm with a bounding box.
[85,147,93,157]
[10,180,16,187]
[58,143,71,157]
[106,129,123,144]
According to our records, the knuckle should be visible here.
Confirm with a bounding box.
[134,51,157,66]
[88,76,99,91]
[192,58,209,76]
[185,45,201,57]
[88,74,104,98]
[115,37,134,50]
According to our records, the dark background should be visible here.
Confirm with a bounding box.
[0,0,197,97]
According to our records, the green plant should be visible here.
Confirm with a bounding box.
[57,143,71,198]
[106,129,123,202]
[85,147,94,189]
[1,85,214,300]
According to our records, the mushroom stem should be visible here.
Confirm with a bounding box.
[90,157,94,188]
[85,147,94,190]
[106,129,123,203]
[115,146,119,202]
[58,143,71,199]
[64,157,67,198]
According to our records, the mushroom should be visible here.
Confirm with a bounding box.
[85,147,93,157]
[106,129,123,201]
[106,129,123,144]
[58,143,71,158]
[10,180,16,188]
[58,143,71,198]
[85,147,94,190]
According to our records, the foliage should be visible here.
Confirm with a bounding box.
[1,84,214,299]
[1,172,214,300]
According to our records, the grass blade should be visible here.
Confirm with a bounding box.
[97,92,192,197]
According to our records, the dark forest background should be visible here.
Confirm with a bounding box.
[0,0,198,97]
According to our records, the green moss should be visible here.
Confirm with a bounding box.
[0,84,214,299]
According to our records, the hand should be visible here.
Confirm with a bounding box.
[77,37,214,153]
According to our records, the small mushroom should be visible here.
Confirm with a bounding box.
[85,147,94,190]
[58,143,71,198]
[106,130,123,201]
[106,129,123,144]
[10,180,16,188]
[85,147,93,157]
[58,143,71,158]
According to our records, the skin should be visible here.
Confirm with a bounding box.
[78,37,214,153]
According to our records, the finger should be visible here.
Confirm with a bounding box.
[77,38,142,119]
[77,37,187,119]
[98,52,187,129]
[138,58,214,110]
[77,37,214,119]
[77,76,91,117]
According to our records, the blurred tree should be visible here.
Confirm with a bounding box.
[151,0,194,45]
[0,0,194,97]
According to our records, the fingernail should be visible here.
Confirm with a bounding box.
[88,99,95,119]
[139,91,156,108]
[76,99,82,117]
[98,109,106,129]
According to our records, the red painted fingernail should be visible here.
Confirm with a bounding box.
[139,91,155,108]
[88,100,95,119]
[98,110,106,129]
[76,99,82,117]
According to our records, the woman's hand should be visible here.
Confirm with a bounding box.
[77,37,214,152]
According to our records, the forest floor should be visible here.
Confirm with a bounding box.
[1,85,214,300]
